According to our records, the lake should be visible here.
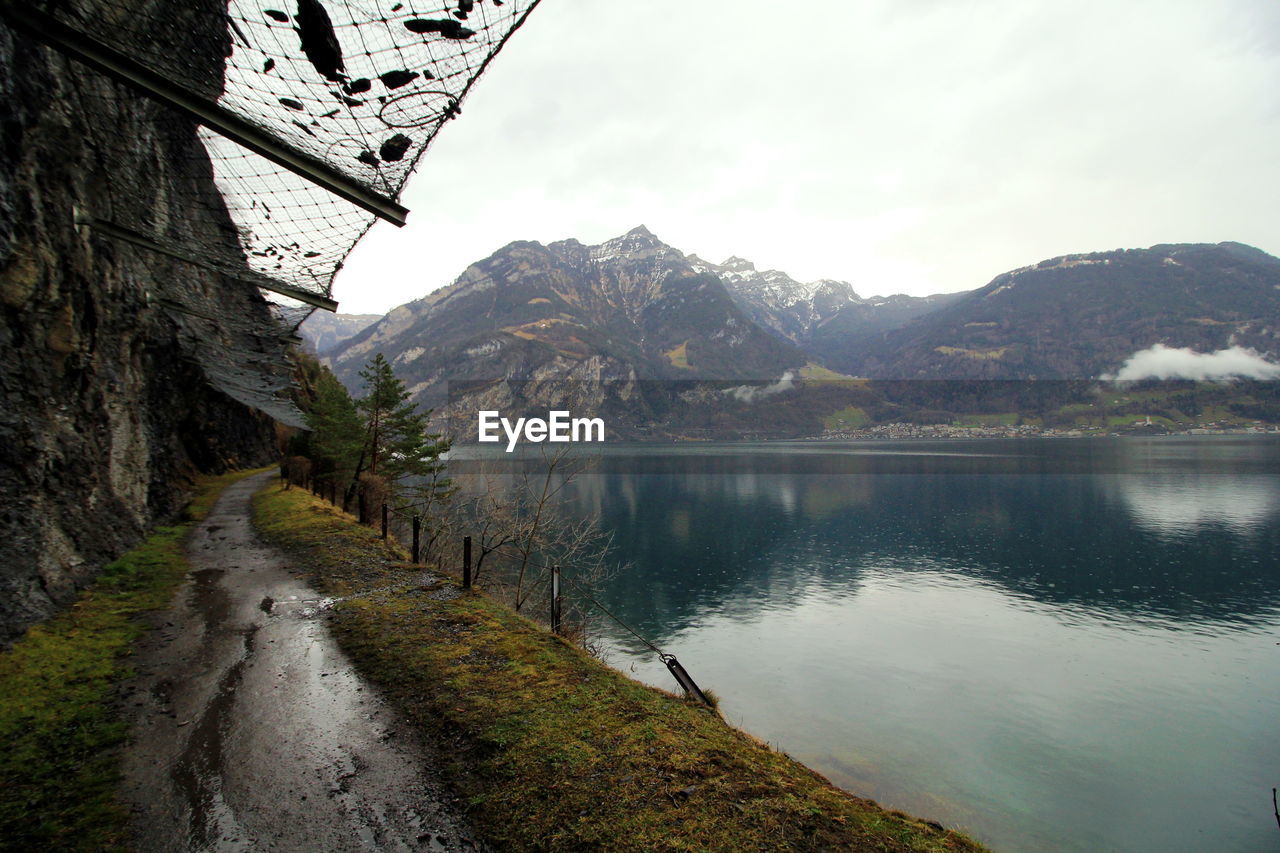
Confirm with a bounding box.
[537,437,1280,853]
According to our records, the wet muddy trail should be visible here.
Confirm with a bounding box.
[119,471,481,852]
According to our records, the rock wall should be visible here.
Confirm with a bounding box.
[0,7,281,643]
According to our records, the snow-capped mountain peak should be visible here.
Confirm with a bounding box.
[720,255,758,273]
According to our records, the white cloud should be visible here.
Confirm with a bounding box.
[726,372,796,403]
[1104,344,1280,381]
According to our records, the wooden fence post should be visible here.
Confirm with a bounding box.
[462,535,472,589]
[381,503,388,539]
[411,515,420,564]
[550,564,561,635]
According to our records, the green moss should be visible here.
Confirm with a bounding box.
[254,482,990,853]
[0,468,266,853]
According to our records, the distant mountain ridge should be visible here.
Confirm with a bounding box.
[847,241,1280,379]
[299,312,381,354]
[685,253,964,363]
[687,253,859,340]
[324,231,1280,422]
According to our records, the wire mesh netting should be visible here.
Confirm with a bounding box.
[6,0,541,424]
[28,0,540,308]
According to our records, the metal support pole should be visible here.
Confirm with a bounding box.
[75,216,341,311]
[381,503,388,539]
[411,516,421,564]
[662,655,713,708]
[550,565,561,635]
[462,536,472,589]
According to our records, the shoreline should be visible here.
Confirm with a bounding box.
[252,480,991,852]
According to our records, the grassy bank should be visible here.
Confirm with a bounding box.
[253,482,988,852]
[0,468,265,853]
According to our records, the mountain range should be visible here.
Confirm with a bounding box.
[308,228,1280,437]
[845,241,1280,379]
[300,312,381,353]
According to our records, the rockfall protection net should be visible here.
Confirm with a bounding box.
[7,0,541,425]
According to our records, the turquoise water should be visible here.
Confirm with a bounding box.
[546,437,1280,852]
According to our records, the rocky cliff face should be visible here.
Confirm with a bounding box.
[687,254,862,341]
[0,6,280,643]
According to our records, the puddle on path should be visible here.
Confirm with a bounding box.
[118,471,483,852]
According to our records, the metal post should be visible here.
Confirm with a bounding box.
[550,565,561,635]
[411,516,421,564]
[75,216,341,311]
[662,655,713,707]
[381,503,388,539]
[462,536,472,589]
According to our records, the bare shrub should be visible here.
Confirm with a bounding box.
[282,455,311,489]
[357,471,389,524]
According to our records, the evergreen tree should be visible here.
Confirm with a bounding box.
[297,353,451,517]
[304,369,363,485]
[353,353,451,505]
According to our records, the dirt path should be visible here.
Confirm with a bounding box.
[119,471,481,852]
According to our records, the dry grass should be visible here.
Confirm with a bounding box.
[253,482,990,853]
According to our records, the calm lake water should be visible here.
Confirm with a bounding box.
[541,437,1280,853]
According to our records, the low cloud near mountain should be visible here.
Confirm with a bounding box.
[1104,344,1280,381]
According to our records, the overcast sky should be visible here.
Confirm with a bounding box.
[331,0,1280,315]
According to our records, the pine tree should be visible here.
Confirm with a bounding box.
[353,353,451,504]
[304,368,363,486]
